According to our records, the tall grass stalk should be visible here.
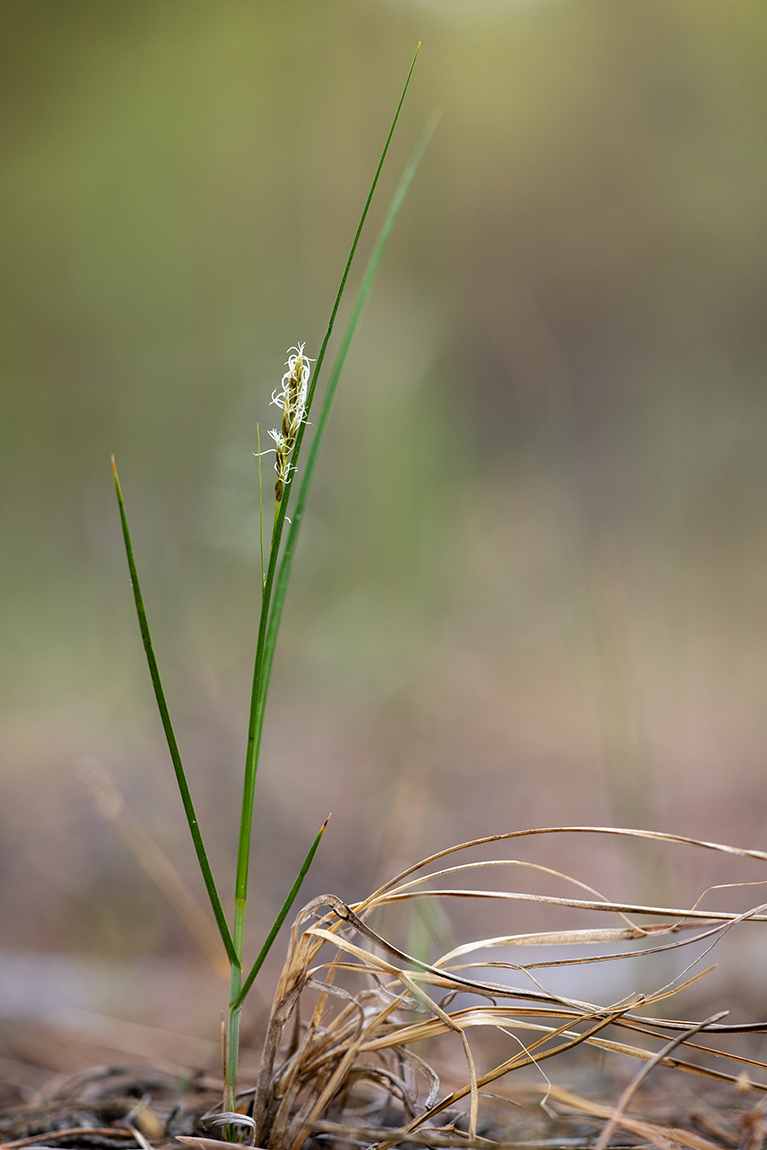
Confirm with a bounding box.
[112,46,431,1136]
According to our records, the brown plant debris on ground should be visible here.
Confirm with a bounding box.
[4,828,767,1150]
[1,1058,766,1150]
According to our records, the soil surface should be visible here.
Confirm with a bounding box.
[1,1017,765,1150]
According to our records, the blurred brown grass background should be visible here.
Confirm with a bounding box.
[3,0,767,1042]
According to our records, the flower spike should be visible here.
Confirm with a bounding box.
[270,343,311,502]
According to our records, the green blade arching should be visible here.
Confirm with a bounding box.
[235,816,330,1010]
[112,457,239,969]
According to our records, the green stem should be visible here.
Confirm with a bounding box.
[223,902,245,1128]
[224,44,426,1116]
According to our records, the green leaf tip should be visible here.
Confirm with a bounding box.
[233,814,331,1009]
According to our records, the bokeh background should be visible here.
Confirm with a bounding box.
[3,0,767,1054]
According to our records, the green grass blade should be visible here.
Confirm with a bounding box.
[301,42,421,423]
[234,815,330,1009]
[233,45,423,909]
[111,456,239,969]
[259,113,440,728]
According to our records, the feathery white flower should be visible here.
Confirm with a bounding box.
[271,343,311,502]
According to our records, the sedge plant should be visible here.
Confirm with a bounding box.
[105,48,767,1150]
[111,46,435,1136]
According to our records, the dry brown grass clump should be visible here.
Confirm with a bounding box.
[199,828,767,1150]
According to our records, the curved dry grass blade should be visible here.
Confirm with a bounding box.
[541,1084,723,1150]
[82,761,229,978]
[594,1010,729,1150]
[377,855,640,910]
[436,923,680,962]
[378,886,767,922]
[401,968,481,1142]
[440,916,750,976]
[359,826,767,910]
[399,1047,441,1111]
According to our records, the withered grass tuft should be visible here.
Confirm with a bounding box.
[195,827,767,1150]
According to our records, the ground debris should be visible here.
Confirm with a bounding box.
[0,1064,225,1150]
[0,1068,763,1150]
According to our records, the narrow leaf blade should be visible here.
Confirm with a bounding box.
[235,816,330,1008]
[112,456,239,969]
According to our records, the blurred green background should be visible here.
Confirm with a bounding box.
[3,0,767,1034]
